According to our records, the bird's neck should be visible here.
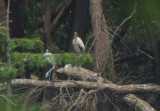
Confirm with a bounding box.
[74,36,77,41]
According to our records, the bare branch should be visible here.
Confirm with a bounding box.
[101,4,136,74]
[51,0,72,29]
[137,48,155,59]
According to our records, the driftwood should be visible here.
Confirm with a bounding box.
[9,64,159,111]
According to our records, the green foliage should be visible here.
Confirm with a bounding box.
[55,53,93,67]
[86,32,92,41]
[0,97,45,111]
[0,27,8,35]
[52,43,64,53]
[11,52,46,72]
[0,52,46,80]
[10,38,44,53]
[12,103,45,111]
[24,1,45,36]
[136,0,160,21]
[0,96,7,111]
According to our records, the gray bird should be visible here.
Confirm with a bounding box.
[43,49,55,80]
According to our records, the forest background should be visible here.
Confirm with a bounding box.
[0,0,160,111]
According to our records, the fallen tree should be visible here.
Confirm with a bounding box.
[9,64,159,111]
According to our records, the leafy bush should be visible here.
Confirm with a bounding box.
[55,53,93,67]
[10,38,44,53]
[0,52,46,80]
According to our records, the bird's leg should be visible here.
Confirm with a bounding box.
[49,72,50,81]
[78,54,82,68]
[45,66,55,80]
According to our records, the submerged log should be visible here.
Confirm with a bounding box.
[124,94,156,111]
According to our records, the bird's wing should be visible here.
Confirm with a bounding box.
[77,37,85,52]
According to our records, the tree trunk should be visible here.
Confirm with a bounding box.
[6,81,12,111]
[6,0,11,67]
[0,0,6,57]
[90,0,115,78]
[6,1,12,111]
[0,0,6,26]
[45,0,52,51]
[68,0,89,51]
[9,0,24,38]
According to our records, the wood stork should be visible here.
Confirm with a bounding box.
[43,49,55,80]
[72,32,85,67]
[72,32,85,55]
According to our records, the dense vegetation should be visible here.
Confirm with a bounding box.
[1,0,160,110]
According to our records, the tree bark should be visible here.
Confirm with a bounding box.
[90,0,115,77]
[6,81,12,111]
[0,0,6,26]
[6,1,12,111]
[6,0,11,67]
[45,0,52,51]
[68,0,89,51]
[0,0,6,57]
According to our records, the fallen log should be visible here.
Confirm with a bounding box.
[11,79,160,94]
[56,64,98,82]
[123,94,156,111]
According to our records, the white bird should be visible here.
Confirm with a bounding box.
[72,32,85,55]
[43,49,55,80]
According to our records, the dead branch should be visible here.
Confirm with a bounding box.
[38,0,72,29]
[38,0,71,24]
[123,94,156,111]
[101,4,136,74]
[51,0,72,29]
[67,89,85,111]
